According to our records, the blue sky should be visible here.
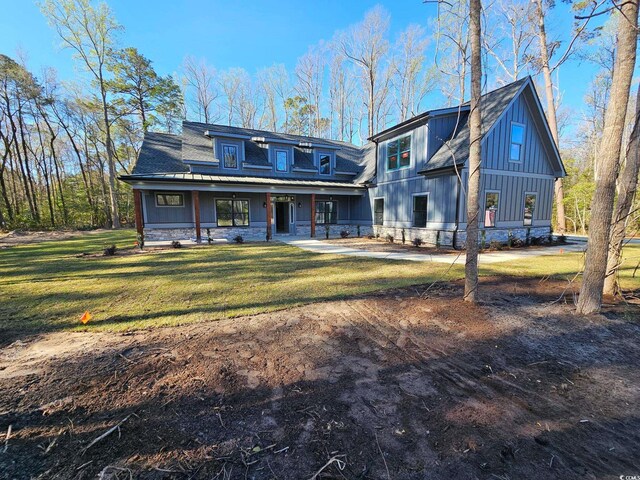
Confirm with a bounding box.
[0,0,605,140]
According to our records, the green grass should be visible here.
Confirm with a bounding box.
[0,230,462,339]
[1,230,638,342]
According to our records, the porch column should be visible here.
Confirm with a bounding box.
[310,193,316,238]
[193,191,201,243]
[133,189,144,238]
[266,192,272,240]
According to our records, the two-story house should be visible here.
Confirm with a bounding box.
[121,76,565,248]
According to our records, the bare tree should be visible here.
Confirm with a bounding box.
[577,0,639,314]
[337,5,391,138]
[295,45,326,137]
[183,55,218,124]
[257,64,290,132]
[465,0,483,303]
[41,0,122,228]
[392,24,435,121]
[220,68,245,126]
[483,0,536,85]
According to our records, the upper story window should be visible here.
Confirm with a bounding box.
[386,134,411,171]
[510,123,525,162]
[156,193,184,207]
[222,144,238,169]
[275,150,288,172]
[319,153,331,175]
[484,191,499,227]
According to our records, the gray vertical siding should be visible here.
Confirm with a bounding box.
[458,173,554,227]
[427,113,464,160]
[482,93,554,175]
[377,124,428,182]
[369,173,459,228]
[143,191,193,226]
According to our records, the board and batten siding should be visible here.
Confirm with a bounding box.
[427,113,464,160]
[369,173,459,228]
[458,173,554,227]
[143,191,193,226]
[377,124,428,182]
[482,92,555,175]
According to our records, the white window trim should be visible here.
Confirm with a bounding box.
[155,192,185,208]
[483,190,501,228]
[385,131,413,172]
[220,141,242,170]
[523,191,538,226]
[214,197,251,227]
[316,150,334,176]
[509,121,525,163]
[411,192,429,228]
[274,148,290,172]
[373,196,385,226]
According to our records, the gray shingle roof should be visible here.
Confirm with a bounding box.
[132,132,188,175]
[420,77,530,174]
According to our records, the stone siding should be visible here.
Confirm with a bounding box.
[372,226,456,247]
[297,224,373,239]
[454,226,552,249]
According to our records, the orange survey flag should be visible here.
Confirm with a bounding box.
[80,311,92,324]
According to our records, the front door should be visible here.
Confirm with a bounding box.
[275,202,289,234]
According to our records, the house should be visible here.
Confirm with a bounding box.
[120,76,565,248]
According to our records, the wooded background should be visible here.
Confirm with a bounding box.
[0,0,637,235]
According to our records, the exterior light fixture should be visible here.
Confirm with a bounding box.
[232,193,236,199]
[297,202,302,208]
[263,201,267,208]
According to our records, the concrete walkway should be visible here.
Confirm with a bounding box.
[280,237,586,264]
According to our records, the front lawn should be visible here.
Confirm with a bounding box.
[1,230,638,342]
[0,230,462,340]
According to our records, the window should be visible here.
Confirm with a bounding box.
[524,193,536,226]
[216,199,249,227]
[386,134,411,171]
[222,144,238,169]
[315,201,337,224]
[484,192,499,228]
[510,123,525,162]
[319,154,331,175]
[374,198,384,225]
[275,150,288,172]
[413,195,428,227]
[156,193,184,207]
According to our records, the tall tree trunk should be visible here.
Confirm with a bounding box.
[577,0,639,314]
[465,0,483,303]
[533,0,566,235]
[99,76,120,228]
[604,83,640,296]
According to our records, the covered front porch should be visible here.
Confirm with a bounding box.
[132,184,372,243]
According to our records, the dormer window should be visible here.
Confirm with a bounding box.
[387,134,411,171]
[275,149,288,172]
[319,153,331,175]
[222,144,238,169]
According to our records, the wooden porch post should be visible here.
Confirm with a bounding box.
[310,193,316,238]
[266,192,272,240]
[193,191,201,243]
[133,189,144,238]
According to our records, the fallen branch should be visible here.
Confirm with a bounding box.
[3,425,11,453]
[307,454,346,480]
[375,431,390,480]
[82,414,132,455]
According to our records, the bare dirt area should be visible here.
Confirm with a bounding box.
[1,278,639,479]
